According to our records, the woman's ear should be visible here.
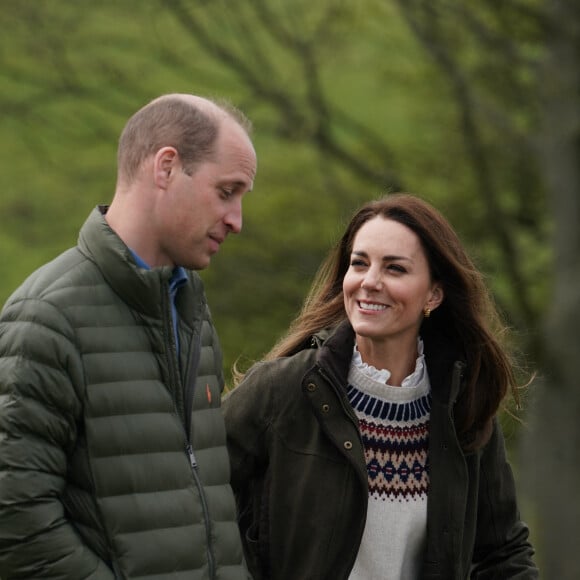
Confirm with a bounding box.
[428,284,444,312]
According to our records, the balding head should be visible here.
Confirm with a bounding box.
[116,93,252,187]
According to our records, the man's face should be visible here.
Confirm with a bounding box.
[156,119,257,270]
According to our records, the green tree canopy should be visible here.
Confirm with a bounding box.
[2,1,579,574]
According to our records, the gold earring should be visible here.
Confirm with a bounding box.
[423,307,431,318]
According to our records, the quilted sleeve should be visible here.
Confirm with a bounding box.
[0,297,114,579]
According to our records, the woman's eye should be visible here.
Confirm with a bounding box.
[350,259,367,267]
[387,264,406,273]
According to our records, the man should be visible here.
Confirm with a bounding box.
[0,94,257,579]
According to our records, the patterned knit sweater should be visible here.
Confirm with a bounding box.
[347,344,431,580]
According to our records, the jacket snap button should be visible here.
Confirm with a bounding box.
[321,404,330,413]
[343,441,353,450]
[307,383,317,392]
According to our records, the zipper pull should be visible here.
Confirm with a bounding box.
[186,443,198,468]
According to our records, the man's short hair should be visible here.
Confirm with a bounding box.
[117,95,252,184]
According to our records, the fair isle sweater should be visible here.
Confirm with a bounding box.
[347,342,431,580]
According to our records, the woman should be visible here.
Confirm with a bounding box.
[224,194,538,579]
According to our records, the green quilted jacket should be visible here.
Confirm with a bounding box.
[0,207,247,580]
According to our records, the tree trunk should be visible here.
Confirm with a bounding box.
[525,1,580,577]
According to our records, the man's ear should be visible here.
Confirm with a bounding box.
[153,147,178,189]
[428,284,444,312]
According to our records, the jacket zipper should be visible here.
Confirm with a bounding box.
[165,289,216,579]
[183,329,216,579]
[185,443,216,576]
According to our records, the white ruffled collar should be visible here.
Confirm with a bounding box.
[352,338,426,388]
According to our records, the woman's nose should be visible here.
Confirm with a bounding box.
[361,269,382,290]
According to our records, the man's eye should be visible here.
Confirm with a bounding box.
[220,188,233,198]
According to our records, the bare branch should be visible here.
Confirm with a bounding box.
[395,0,537,331]
[165,0,403,189]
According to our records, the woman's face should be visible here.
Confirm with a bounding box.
[343,216,443,347]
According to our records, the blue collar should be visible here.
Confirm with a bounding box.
[130,250,188,290]
[130,249,189,357]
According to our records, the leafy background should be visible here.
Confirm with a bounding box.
[1,1,579,575]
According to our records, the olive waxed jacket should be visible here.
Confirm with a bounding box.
[224,320,538,580]
[0,207,247,579]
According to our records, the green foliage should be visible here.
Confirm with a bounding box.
[0,0,551,382]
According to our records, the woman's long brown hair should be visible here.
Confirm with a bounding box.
[241,193,518,450]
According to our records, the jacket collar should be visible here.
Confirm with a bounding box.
[315,320,355,391]
[76,206,203,320]
[423,329,465,406]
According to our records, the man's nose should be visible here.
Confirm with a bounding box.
[225,201,242,234]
